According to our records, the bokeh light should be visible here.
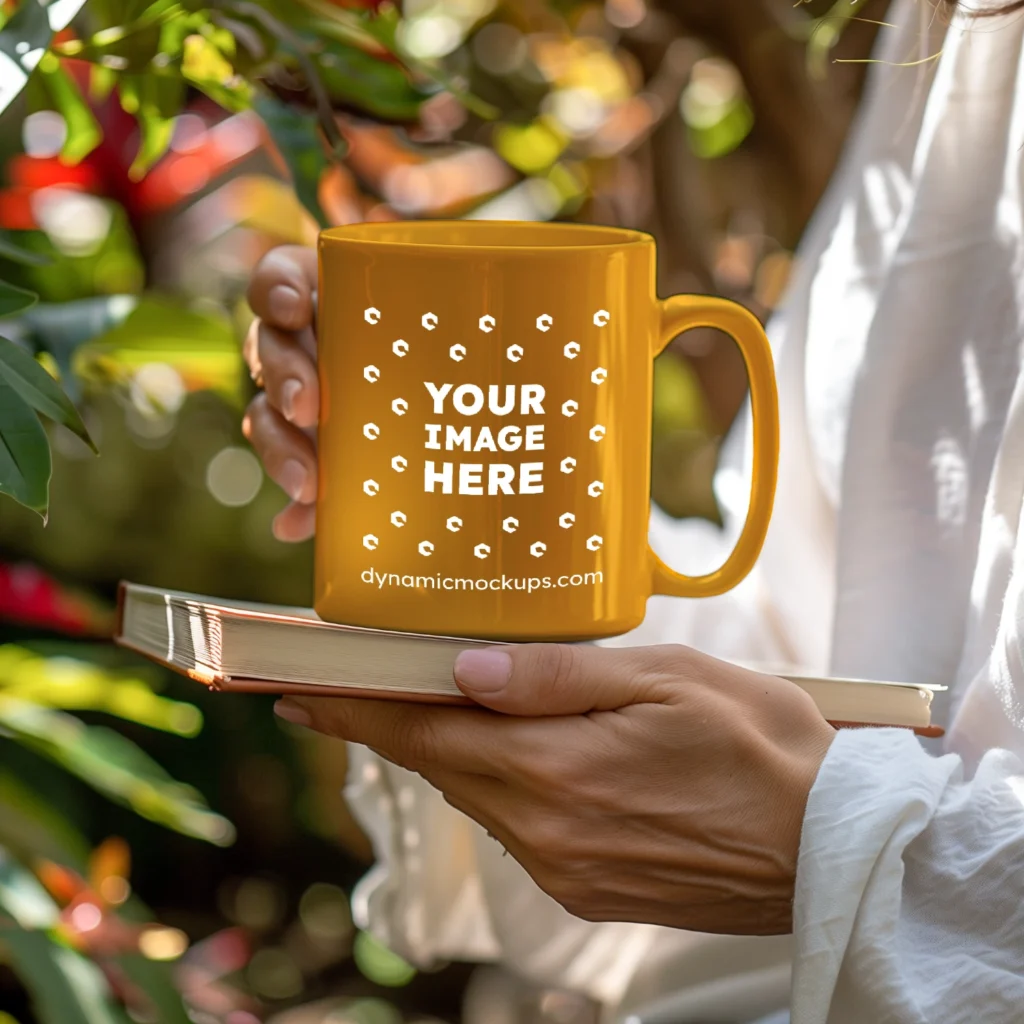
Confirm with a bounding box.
[223,875,286,932]
[98,875,131,905]
[138,925,190,960]
[605,0,646,29]
[130,363,187,417]
[31,188,113,256]
[399,14,465,60]
[22,110,66,157]
[206,446,263,507]
[299,883,353,945]
[494,121,565,175]
[545,88,606,137]
[69,901,102,932]
[680,57,754,159]
[322,998,404,1024]
[353,930,417,988]
[246,946,304,1000]
[471,23,527,75]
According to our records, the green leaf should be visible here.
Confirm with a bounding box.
[268,0,387,55]
[0,232,50,268]
[208,12,272,75]
[0,927,126,1024]
[134,110,176,174]
[112,955,190,1024]
[72,296,243,405]
[179,28,253,112]
[317,40,432,122]
[124,74,185,180]
[88,63,117,102]
[156,10,210,65]
[35,54,102,165]
[354,5,498,120]
[0,646,203,737]
[0,772,90,870]
[0,380,50,516]
[0,852,119,1023]
[66,0,178,71]
[187,73,253,114]
[0,280,38,318]
[253,92,330,228]
[0,697,236,846]
[181,31,234,82]
[0,847,58,929]
[19,295,139,354]
[117,73,139,114]
[20,295,139,401]
[0,0,53,118]
[0,336,96,452]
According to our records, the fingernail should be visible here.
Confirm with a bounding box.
[268,285,301,326]
[454,649,512,693]
[280,378,302,422]
[274,700,311,727]
[278,459,308,503]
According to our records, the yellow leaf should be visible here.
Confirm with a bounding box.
[182,34,235,85]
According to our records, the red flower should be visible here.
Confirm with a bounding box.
[0,563,114,636]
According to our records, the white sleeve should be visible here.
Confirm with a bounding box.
[792,727,1024,1023]
[344,741,670,1005]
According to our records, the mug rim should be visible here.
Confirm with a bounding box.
[319,219,653,252]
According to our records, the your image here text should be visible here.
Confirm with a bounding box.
[421,381,551,495]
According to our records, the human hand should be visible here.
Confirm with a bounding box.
[242,245,319,542]
[274,643,836,935]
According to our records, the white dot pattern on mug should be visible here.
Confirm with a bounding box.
[360,308,610,559]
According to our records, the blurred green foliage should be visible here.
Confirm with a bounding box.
[0,0,442,519]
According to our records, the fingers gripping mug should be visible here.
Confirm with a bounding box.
[315,221,779,641]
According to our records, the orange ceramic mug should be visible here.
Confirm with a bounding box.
[315,221,778,641]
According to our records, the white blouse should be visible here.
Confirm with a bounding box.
[344,3,1024,1021]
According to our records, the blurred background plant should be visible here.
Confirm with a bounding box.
[0,0,892,1020]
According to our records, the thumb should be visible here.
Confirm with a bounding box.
[453,643,681,716]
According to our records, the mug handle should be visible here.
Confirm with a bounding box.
[648,295,780,598]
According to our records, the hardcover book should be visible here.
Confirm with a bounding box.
[114,582,943,736]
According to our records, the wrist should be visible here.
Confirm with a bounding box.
[763,712,837,933]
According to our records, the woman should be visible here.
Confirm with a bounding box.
[242,1,1024,1021]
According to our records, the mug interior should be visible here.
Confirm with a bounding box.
[320,220,651,251]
